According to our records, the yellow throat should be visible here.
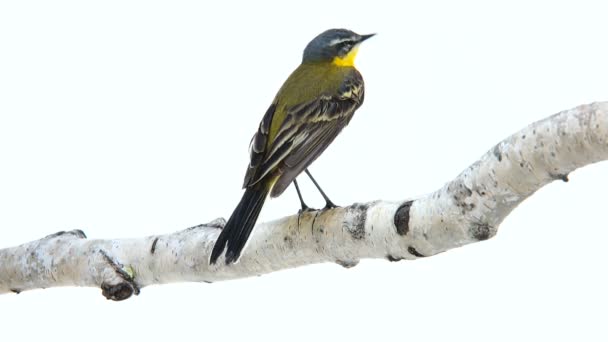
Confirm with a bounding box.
[332,44,360,67]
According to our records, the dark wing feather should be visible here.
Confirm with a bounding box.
[244,69,364,196]
[243,104,276,188]
[270,117,348,197]
[272,71,364,197]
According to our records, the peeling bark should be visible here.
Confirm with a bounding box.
[1,102,607,300]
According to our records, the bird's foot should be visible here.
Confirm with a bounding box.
[298,205,317,214]
[297,205,318,227]
[323,200,339,210]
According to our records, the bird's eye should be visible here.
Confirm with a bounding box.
[338,42,353,54]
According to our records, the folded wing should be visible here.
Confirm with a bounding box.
[244,69,365,197]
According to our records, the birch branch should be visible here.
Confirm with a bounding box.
[1,102,607,300]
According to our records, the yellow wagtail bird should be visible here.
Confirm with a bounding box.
[210,28,374,265]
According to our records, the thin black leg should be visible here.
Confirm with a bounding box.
[305,169,337,209]
[293,179,312,212]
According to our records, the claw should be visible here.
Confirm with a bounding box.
[323,200,338,210]
[299,205,317,213]
[297,206,317,226]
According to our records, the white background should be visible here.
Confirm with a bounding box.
[1,1,607,341]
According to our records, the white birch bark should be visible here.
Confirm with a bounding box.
[1,102,606,300]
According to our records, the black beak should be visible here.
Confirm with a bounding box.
[359,33,376,42]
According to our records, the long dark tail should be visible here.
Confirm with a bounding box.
[209,184,269,265]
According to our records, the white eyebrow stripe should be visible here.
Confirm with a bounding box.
[329,36,357,46]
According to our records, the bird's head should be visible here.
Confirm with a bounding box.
[302,28,375,66]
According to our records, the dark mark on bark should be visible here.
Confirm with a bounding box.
[344,203,368,240]
[283,235,294,249]
[387,255,403,262]
[101,282,135,301]
[407,246,425,257]
[394,200,414,236]
[470,222,492,241]
[311,211,321,232]
[186,224,206,231]
[99,250,140,301]
[45,231,66,239]
[336,259,359,268]
[72,229,87,238]
[10,288,21,294]
[150,237,159,254]
[451,181,475,213]
[203,280,213,284]
[550,173,570,182]
[187,218,226,231]
[44,229,87,239]
[493,144,502,162]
